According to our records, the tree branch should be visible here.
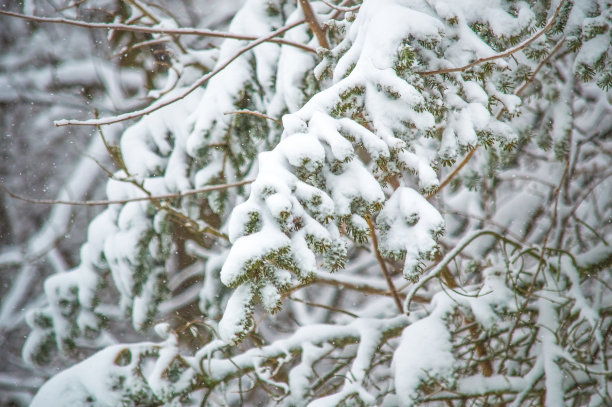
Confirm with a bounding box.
[0,10,316,53]
[416,0,566,75]
[365,215,404,313]
[320,0,361,13]
[0,179,253,206]
[298,0,330,49]
[224,110,281,125]
[426,36,567,200]
[54,19,307,127]
[427,148,477,200]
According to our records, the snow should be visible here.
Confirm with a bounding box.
[393,295,455,405]
[378,187,444,279]
[218,283,255,344]
[221,225,291,287]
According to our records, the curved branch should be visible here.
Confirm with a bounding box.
[320,0,361,13]
[404,229,527,311]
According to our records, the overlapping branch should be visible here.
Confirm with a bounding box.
[0,10,316,53]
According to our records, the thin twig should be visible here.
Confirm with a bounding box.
[404,229,528,311]
[298,0,330,49]
[123,0,187,54]
[0,10,316,53]
[224,110,281,125]
[365,215,404,313]
[0,179,253,206]
[515,38,566,97]
[115,37,172,57]
[289,296,358,318]
[54,19,307,127]
[416,0,566,75]
[427,148,476,200]
[320,0,361,13]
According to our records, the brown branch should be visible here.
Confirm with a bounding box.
[224,110,281,125]
[0,10,316,53]
[365,215,404,313]
[0,179,253,206]
[54,19,307,127]
[289,296,359,318]
[439,268,494,377]
[515,38,566,97]
[427,148,477,199]
[115,37,172,57]
[416,0,566,75]
[298,0,330,49]
[320,0,361,13]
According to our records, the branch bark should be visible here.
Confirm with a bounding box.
[366,215,404,313]
[298,0,330,49]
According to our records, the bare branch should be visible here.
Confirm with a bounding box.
[0,179,253,206]
[320,0,361,13]
[0,10,316,53]
[224,110,281,125]
[366,215,404,313]
[54,19,307,127]
[416,0,566,75]
[404,230,528,311]
[289,296,359,318]
[298,0,330,49]
[427,148,477,200]
[515,38,566,97]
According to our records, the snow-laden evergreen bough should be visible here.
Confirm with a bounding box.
[15,0,611,405]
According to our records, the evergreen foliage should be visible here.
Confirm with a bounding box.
[1,0,610,405]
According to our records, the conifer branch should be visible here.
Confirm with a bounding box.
[427,37,566,200]
[416,0,566,76]
[427,148,477,199]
